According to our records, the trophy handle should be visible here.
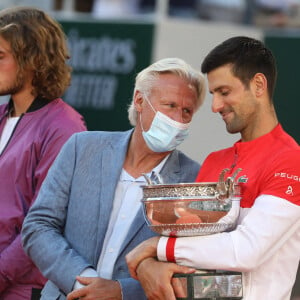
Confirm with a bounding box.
[217,168,242,201]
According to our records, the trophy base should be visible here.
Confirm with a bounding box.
[173,270,243,300]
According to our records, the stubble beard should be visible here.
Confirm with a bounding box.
[225,114,244,134]
[0,72,25,96]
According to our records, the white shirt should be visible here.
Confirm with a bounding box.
[96,170,146,279]
[74,155,169,288]
[0,116,19,154]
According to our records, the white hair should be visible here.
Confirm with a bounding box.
[127,57,206,126]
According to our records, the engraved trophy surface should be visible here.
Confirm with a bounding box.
[142,168,243,300]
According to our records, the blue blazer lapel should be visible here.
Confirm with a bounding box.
[93,130,133,265]
[160,150,181,183]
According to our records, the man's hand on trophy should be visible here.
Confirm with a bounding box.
[133,257,195,300]
[126,236,160,279]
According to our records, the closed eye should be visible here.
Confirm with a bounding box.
[221,91,229,96]
[166,103,176,108]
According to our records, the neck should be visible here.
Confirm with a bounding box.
[10,89,36,117]
[241,106,278,142]
[124,128,170,178]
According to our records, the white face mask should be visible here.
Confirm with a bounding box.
[140,97,191,152]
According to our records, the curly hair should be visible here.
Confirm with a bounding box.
[0,6,71,100]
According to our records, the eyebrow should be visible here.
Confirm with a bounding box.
[210,85,229,94]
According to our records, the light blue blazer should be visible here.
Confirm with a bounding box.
[22,130,200,300]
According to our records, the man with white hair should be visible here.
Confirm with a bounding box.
[22,57,206,300]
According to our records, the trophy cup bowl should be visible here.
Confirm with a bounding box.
[141,168,243,299]
[142,181,241,237]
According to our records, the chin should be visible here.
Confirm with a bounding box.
[226,125,240,134]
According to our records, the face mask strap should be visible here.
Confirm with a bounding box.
[139,112,145,132]
[139,93,157,133]
[140,93,190,132]
[143,94,156,114]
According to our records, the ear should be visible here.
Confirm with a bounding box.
[134,90,144,113]
[252,73,267,97]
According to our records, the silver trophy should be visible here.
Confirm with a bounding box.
[142,168,243,300]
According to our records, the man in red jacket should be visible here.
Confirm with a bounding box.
[126,36,300,300]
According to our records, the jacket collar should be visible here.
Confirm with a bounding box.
[7,96,51,115]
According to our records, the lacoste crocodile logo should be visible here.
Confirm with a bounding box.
[237,175,248,183]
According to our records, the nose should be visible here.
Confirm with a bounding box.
[171,109,184,123]
[211,95,224,113]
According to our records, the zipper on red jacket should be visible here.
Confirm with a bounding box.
[230,152,238,170]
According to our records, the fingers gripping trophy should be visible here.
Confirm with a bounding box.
[142,168,243,300]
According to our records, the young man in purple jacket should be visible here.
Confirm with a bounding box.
[0,7,86,300]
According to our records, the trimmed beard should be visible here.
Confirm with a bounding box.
[0,70,25,96]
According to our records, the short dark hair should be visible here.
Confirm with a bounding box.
[201,36,277,99]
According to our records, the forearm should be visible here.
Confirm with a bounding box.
[158,195,300,271]
[134,257,194,300]
[126,236,159,279]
